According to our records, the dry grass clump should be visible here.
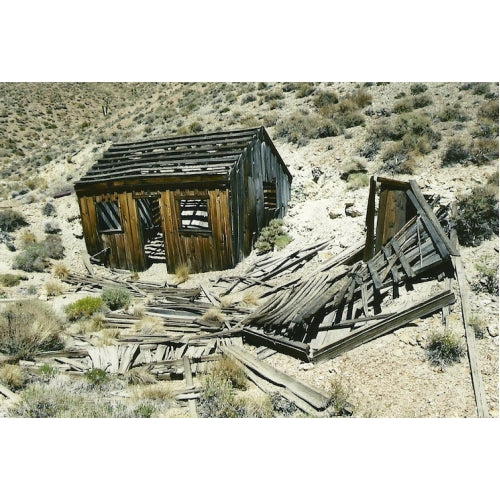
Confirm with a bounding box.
[131,302,146,318]
[126,367,158,386]
[0,299,64,360]
[52,262,69,280]
[238,391,274,418]
[0,209,27,232]
[133,316,164,335]
[427,330,465,368]
[0,273,27,287]
[468,315,488,339]
[219,295,234,308]
[18,230,37,248]
[174,263,190,284]
[201,307,226,325]
[328,377,353,416]
[95,328,121,346]
[45,280,64,296]
[130,381,173,401]
[0,363,26,389]
[210,356,248,390]
[241,290,260,307]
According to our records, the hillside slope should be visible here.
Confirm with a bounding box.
[0,82,498,417]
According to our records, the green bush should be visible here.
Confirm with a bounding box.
[470,138,499,165]
[295,83,315,98]
[478,99,499,121]
[412,93,433,109]
[198,374,244,418]
[85,368,110,387]
[210,356,248,390]
[455,186,498,246]
[275,112,340,145]
[0,273,27,287]
[437,104,469,122]
[441,139,472,166]
[313,90,339,109]
[0,299,64,360]
[254,219,292,254]
[42,202,56,217]
[393,98,414,114]
[380,142,416,175]
[410,83,428,95]
[0,209,27,232]
[13,234,64,272]
[427,330,465,368]
[65,296,105,321]
[472,260,499,295]
[101,286,131,311]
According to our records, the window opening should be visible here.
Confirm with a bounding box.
[263,181,277,212]
[179,199,210,231]
[96,200,122,232]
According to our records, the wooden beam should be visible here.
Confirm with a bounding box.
[449,217,489,417]
[407,180,458,256]
[220,345,331,410]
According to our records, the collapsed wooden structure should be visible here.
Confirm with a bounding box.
[74,127,292,273]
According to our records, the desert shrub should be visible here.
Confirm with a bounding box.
[380,143,415,175]
[274,112,340,145]
[198,374,245,418]
[328,378,353,416]
[393,97,414,114]
[45,280,63,296]
[468,315,487,339]
[427,330,465,368]
[0,299,64,360]
[0,273,27,287]
[133,316,164,335]
[313,90,339,109]
[84,368,110,387]
[393,113,439,144]
[210,356,247,390]
[359,137,382,159]
[478,99,499,121]
[295,83,315,98]
[410,83,428,95]
[12,378,152,418]
[201,307,226,325]
[52,262,69,279]
[188,121,203,133]
[347,172,370,190]
[437,104,470,122]
[238,392,274,418]
[44,220,61,234]
[38,363,56,381]
[350,89,373,108]
[454,186,498,246]
[126,367,157,386]
[412,93,433,109]
[337,111,365,129]
[241,93,256,104]
[174,263,190,284]
[441,139,472,166]
[65,296,105,321]
[14,235,64,272]
[470,138,499,165]
[42,202,56,216]
[101,286,131,311]
[0,363,26,389]
[472,260,499,295]
[94,328,121,346]
[19,230,37,248]
[254,219,292,254]
[472,83,490,95]
[270,392,297,416]
[473,119,499,139]
[0,209,27,232]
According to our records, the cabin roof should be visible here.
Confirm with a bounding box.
[75,126,287,187]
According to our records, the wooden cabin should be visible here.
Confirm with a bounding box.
[74,127,292,273]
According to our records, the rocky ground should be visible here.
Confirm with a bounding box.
[0,82,498,417]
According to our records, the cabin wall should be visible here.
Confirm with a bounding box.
[230,135,292,262]
[160,187,232,273]
[77,192,146,271]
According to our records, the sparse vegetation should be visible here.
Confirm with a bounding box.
[468,314,488,339]
[101,286,131,311]
[0,363,26,389]
[13,234,64,272]
[0,209,27,232]
[254,219,292,254]
[65,296,105,321]
[328,377,353,416]
[45,280,64,296]
[0,299,64,360]
[454,186,498,246]
[427,330,465,368]
[210,356,248,390]
[201,307,226,325]
[0,273,27,287]
[198,373,244,418]
[442,139,472,166]
[472,260,499,295]
[174,263,190,284]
